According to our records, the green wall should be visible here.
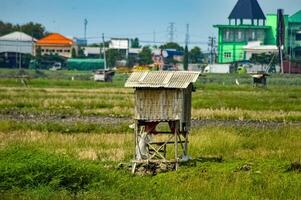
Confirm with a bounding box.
[215,18,280,63]
[217,40,246,63]
[216,26,267,63]
[266,14,277,45]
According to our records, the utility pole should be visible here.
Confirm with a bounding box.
[167,22,175,43]
[18,28,22,70]
[84,19,88,41]
[289,25,293,74]
[208,36,216,64]
[183,24,190,71]
[153,30,156,45]
[102,33,107,70]
[185,24,190,47]
[277,9,285,74]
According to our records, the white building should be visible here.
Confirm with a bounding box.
[243,41,278,60]
[0,31,36,55]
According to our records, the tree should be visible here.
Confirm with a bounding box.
[0,21,14,36]
[106,49,122,68]
[36,47,42,58]
[189,47,204,63]
[77,48,85,58]
[131,38,141,48]
[138,46,152,65]
[127,54,138,67]
[0,21,47,39]
[21,22,47,39]
[159,42,184,51]
[183,45,189,70]
[250,53,278,67]
[71,48,77,58]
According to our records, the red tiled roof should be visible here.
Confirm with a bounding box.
[37,33,74,46]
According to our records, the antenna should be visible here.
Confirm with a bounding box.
[84,19,88,41]
[167,22,175,42]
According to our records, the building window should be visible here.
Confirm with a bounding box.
[256,30,265,42]
[223,29,234,42]
[295,48,301,57]
[46,49,49,52]
[252,31,256,40]
[247,30,257,41]
[240,52,244,59]
[296,33,301,41]
[235,30,245,42]
[226,31,230,40]
[238,31,242,40]
[224,52,232,58]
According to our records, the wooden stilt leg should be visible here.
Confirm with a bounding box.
[175,121,179,170]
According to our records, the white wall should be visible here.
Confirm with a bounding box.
[0,40,35,55]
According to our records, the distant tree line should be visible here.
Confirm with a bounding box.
[0,21,48,39]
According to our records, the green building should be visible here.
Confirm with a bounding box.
[288,10,301,61]
[214,0,301,64]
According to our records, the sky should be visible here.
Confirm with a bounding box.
[1,0,300,49]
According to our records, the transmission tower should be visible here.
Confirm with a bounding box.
[208,36,217,64]
[167,22,175,43]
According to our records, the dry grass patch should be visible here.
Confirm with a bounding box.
[0,131,132,161]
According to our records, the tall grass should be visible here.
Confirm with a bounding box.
[0,84,300,121]
[1,124,301,199]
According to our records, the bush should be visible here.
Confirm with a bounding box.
[0,146,102,194]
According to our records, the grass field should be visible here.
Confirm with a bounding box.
[0,69,301,199]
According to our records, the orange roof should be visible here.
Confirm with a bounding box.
[37,33,74,46]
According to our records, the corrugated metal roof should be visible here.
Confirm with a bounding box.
[125,71,200,89]
[0,31,37,42]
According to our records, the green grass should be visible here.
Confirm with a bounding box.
[0,83,300,121]
[1,125,301,199]
[0,69,300,122]
[1,69,301,199]
[0,120,132,134]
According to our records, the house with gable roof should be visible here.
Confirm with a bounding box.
[36,33,78,58]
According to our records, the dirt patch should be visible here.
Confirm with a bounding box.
[286,161,301,172]
[118,162,177,176]
[0,112,131,125]
[1,112,300,128]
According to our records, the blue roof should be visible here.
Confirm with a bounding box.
[165,49,184,57]
[229,0,266,20]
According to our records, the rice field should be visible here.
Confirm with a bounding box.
[0,69,301,199]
